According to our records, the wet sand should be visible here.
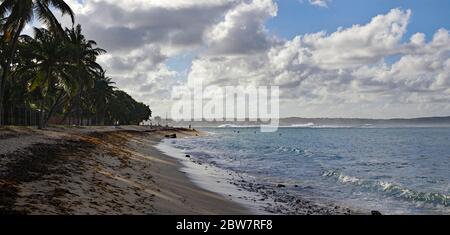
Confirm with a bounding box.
[0,126,247,215]
[158,139,358,215]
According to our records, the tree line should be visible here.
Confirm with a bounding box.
[0,0,152,128]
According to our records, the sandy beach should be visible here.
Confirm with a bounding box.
[0,126,247,215]
[0,126,361,215]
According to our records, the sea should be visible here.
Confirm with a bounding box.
[162,126,450,214]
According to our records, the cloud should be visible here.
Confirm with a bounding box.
[67,0,237,54]
[57,1,450,118]
[308,0,331,8]
[269,9,412,70]
[206,0,278,55]
[188,8,415,87]
[58,0,238,116]
[186,7,450,118]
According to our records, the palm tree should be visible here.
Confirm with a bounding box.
[0,17,9,124]
[0,0,74,125]
[105,90,152,125]
[91,71,115,125]
[15,27,77,128]
[65,24,105,125]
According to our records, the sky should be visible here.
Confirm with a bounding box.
[31,0,450,119]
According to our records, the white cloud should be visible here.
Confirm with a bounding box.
[206,0,278,55]
[269,9,411,70]
[56,0,238,117]
[54,1,450,118]
[308,0,331,8]
[186,7,450,118]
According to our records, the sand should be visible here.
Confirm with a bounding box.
[0,126,247,215]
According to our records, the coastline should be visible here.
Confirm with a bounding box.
[0,125,360,215]
[158,133,359,215]
[0,126,247,215]
[156,140,273,214]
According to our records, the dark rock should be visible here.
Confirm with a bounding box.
[371,210,383,216]
[277,184,286,188]
[164,134,177,138]
[185,155,191,158]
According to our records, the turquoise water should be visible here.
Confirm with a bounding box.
[169,127,450,214]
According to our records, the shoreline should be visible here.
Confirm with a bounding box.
[156,140,272,214]
[0,126,247,215]
[0,125,360,215]
[158,136,359,215]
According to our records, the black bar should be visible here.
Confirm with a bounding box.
[0,215,447,234]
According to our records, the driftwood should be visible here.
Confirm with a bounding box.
[164,134,177,139]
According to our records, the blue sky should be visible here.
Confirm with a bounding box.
[268,0,450,42]
[166,0,450,77]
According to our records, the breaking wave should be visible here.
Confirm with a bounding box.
[323,170,449,207]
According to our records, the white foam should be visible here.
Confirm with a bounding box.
[338,174,360,184]
[290,123,315,127]
[156,139,270,214]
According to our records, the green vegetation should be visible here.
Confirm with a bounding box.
[0,0,151,128]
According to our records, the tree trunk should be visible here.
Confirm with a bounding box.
[77,84,84,126]
[60,98,75,125]
[10,105,14,125]
[38,100,45,129]
[97,107,106,126]
[43,91,64,128]
[0,65,9,126]
[0,21,24,126]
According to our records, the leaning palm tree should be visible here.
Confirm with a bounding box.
[15,27,77,128]
[0,0,74,125]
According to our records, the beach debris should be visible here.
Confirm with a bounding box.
[165,134,177,138]
[185,155,191,158]
[277,184,286,188]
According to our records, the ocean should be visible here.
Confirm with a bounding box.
[164,127,450,214]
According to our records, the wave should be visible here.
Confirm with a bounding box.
[216,123,353,128]
[290,123,315,128]
[323,170,449,207]
[276,146,305,155]
[282,123,357,129]
[217,124,261,128]
[215,123,375,129]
